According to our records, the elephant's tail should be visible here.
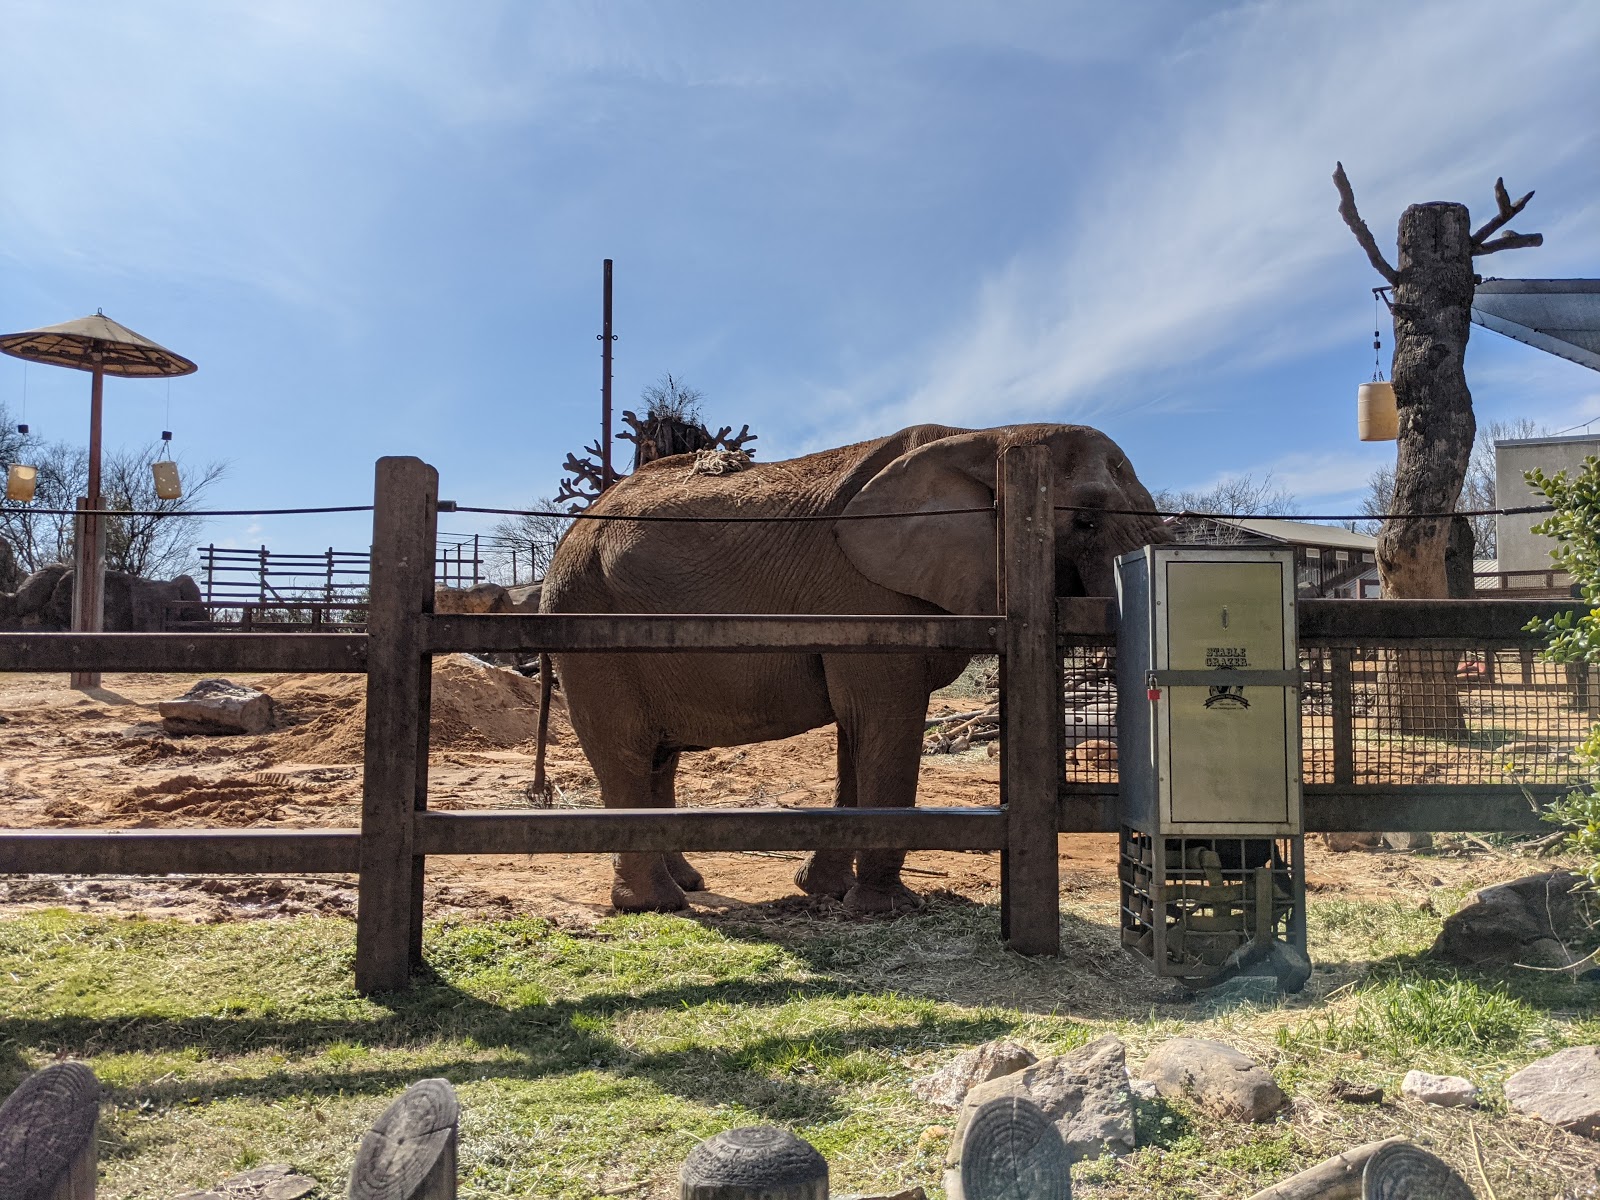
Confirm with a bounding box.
[533,652,554,800]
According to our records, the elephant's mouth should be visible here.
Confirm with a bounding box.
[1056,561,1087,597]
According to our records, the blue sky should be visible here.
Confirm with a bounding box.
[2,0,1597,568]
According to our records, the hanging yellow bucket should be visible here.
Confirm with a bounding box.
[151,459,182,500]
[1357,381,1398,441]
[6,463,37,503]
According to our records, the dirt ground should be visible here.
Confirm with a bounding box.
[0,659,1548,927]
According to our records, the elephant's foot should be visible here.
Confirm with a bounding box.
[664,851,705,892]
[843,881,923,915]
[794,850,856,899]
[611,854,688,912]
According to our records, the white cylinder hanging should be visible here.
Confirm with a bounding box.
[151,459,182,500]
[1357,381,1398,441]
[5,463,37,503]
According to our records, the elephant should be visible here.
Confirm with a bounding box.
[540,422,1164,914]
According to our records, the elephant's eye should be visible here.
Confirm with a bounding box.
[1074,513,1098,532]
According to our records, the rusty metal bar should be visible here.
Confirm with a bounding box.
[425,613,1004,655]
[0,633,369,673]
[415,807,1005,855]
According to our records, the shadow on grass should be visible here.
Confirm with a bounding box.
[0,970,1009,1124]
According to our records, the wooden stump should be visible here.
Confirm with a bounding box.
[680,1126,827,1200]
[953,1096,1070,1200]
[0,1061,100,1200]
[347,1078,458,1200]
[1362,1141,1474,1199]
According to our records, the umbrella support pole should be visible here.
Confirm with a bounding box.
[71,363,105,690]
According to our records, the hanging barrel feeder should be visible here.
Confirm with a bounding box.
[5,463,36,503]
[1358,289,1398,441]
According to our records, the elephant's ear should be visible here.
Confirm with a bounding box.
[835,431,1000,615]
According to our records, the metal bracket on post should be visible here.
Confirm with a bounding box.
[356,456,439,995]
[999,444,1061,956]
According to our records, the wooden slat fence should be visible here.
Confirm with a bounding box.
[0,452,1589,994]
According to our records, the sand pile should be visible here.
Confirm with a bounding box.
[108,774,285,823]
[259,655,555,765]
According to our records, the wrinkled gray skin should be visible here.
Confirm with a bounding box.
[541,423,1164,914]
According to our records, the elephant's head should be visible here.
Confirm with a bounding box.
[834,424,1166,615]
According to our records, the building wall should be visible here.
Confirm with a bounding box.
[1496,435,1600,576]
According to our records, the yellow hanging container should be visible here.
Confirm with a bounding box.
[6,463,37,502]
[151,459,182,501]
[1357,381,1398,441]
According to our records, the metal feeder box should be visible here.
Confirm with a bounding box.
[1115,546,1309,992]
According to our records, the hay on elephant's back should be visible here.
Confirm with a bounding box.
[688,448,752,476]
[260,655,559,764]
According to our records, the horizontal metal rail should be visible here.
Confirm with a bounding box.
[0,829,360,874]
[0,633,369,673]
[1058,784,1561,833]
[416,806,1007,854]
[426,613,1005,655]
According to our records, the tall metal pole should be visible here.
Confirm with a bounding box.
[70,355,106,689]
[601,258,614,488]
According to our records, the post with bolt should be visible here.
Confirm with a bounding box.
[999,444,1062,955]
[357,456,439,994]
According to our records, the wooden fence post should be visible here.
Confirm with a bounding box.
[680,1127,827,1200]
[348,1078,458,1200]
[356,456,438,995]
[1000,444,1061,956]
[0,1061,100,1200]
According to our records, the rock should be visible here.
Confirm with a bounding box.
[435,582,511,614]
[159,678,276,736]
[1137,1038,1287,1123]
[1067,738,1117,766]
[912,1039,1037,1109]
[1129,1078,1159,1101]
[1328,1077,1384,1104]
[173,1163,317,1199]
[1506,1046,1600,1137]
[947,1033,1134,1165]
[1322,832,1383,852]
[16,567,207,632]
[507,582,542,612]
[1432,871,1595,967]
[1401,1070,1478,1108]
[13,564,69,618]
[1383,831,1434,851]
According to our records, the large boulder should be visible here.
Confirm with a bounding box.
[31,568,207,632]
[159,678,275,736]
[1137,1038,1287,1123]
[1431,871,1595,967]
[507,582,542,612]
[13,564,69,624]
[912,1040,1037,1109]
[435,582,511,614]
[1505,1046,1600,1138]
[946,1034,1134,1167]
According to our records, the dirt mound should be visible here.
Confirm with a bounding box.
[108,774,286,824]
[258,655,551,765]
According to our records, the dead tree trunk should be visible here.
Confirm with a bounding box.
[1333,165,1543,738]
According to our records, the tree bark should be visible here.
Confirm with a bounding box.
[1377,202,1476,737]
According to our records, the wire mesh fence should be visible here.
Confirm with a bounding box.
[1063,642,1593,788]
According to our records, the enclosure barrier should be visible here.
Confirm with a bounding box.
[0,453,1589,995]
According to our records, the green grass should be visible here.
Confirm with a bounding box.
[1,897,1595,1199]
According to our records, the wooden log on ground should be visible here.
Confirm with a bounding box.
[0,1061,100,1200]
[947,1095,1070,1200]
[680,1126,827,1200]
[1244,1137,1405,1199]
[347,1078,458,1200]
[1361,1141,1474,1199]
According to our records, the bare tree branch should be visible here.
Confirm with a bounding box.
[1470,177,1536,247]
[1474,230,1544,256]
[1333,161,1398,284]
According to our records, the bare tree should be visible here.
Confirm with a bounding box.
[486,498,572,585]
[1152,471,1298,517]
[0,431,225,578]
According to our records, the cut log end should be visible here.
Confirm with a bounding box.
[0,1061,101,1200]
[680,1126,828,1200]
[348,1078,459,1200]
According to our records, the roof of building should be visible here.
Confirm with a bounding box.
[1472,279,1600,373]
[1167,515,1377,551]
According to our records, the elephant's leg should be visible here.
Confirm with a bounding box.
[794,730,859,899]
[826,659,928,915]
[651,749,705,892]
[597,742,688,913]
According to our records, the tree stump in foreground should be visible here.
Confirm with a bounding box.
[347,1078,458,1200]
[0,1061,101,1200]
[680,1126,827,1199]
[950,1095,1070,1200]
[1362,1140,1475,1199]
